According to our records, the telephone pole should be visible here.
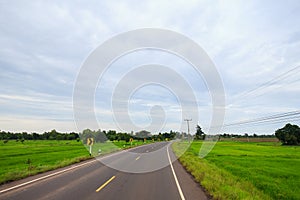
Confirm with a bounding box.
[184,119,192,143]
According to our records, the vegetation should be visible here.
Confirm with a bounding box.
[275,123,300,145]
[219,133,277,139]
[0,138,157,185]
[0,129,179,143]
[173,141,300,200]
[0,140,89,185]
[79,129,178,143]
[88,139,156,156]
[0,129,79,141]
[195,125,205,140]
[0,127,182,185]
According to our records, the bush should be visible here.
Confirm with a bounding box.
[275,123,300,145]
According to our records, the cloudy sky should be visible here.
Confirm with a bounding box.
[1,0,300,134]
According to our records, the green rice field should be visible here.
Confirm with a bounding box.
[0,139,150,185]
[172,141,300,200]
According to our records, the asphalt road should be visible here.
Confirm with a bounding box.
[0,142,208,200]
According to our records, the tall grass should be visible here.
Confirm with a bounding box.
[172,141,300,200]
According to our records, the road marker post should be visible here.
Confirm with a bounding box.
[87,138,94,155]
[130,138,133,146]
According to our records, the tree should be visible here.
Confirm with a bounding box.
[195,125,205,140]
[106,130,117,141]
[80,129,93,143]
[135,130,151,138]
[32,132,40,140]
[275,123,300,145]
[95,129,107,143]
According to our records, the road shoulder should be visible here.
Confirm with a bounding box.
[171,150,210,200]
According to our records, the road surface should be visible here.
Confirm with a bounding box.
[0,142,208,200]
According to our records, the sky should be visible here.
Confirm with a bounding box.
[0,0,300,134]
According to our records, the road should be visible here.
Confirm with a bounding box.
[0,142,208,200]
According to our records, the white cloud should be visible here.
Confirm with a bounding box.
[0,0,299,133]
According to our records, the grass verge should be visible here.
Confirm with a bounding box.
[172,141,300,200]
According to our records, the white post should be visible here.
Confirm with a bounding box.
[184,119,192,143]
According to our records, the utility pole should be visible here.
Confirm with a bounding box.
[184,119,192,143]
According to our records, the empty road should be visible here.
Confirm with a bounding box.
[0,142,208,200]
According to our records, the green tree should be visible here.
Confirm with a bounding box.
[106,130,117,141]
[95,129,107,143]
[135,130,151,138]
[195,125,205,140]
[275,123,300,145]
[81,129,93,143]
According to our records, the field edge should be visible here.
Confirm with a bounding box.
[171,141,271,200]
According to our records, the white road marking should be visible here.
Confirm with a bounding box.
[0,142,159,194]
[0,149,132,194]
[167,144,186,200]
[135,155,141,160]
[0,159,97,194]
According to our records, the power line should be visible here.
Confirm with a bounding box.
[223,110,300,127]
[228,114,300,127]
[203,65,300,132]
[207,110,300,130]
[228,64,300,105]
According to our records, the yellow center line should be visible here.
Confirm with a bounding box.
[135,155,141,160]
[96,176,116,192]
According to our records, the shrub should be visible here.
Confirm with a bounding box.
[275,123,300,145]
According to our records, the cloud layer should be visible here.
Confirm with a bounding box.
[1,0,299,134]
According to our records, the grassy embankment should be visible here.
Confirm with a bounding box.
[172,141,300,200]
[0,139,150,185]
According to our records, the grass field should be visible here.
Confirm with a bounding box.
[0,139,151,185]
[172,141,300,200]
[0,140,90,185]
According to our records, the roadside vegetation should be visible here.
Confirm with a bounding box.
[0,128,178,185]
[275,123,300,145]
[0,128,178,144]
[172,141,300,200]
[0,138,155,185]
[0,140,89,185]
[87,139,157,156]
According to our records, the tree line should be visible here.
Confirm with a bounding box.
[219,133,276,138]
[0,129,180,143]
[80,129,179,143]
[0,129,80,141]
[2,123,297,145]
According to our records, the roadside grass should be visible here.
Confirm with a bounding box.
[0,140,90,185]
[172,141,300,200]
[0,139,152,185]
[87,140,153,156]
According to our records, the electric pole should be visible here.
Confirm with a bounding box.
[184,119,192,143]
